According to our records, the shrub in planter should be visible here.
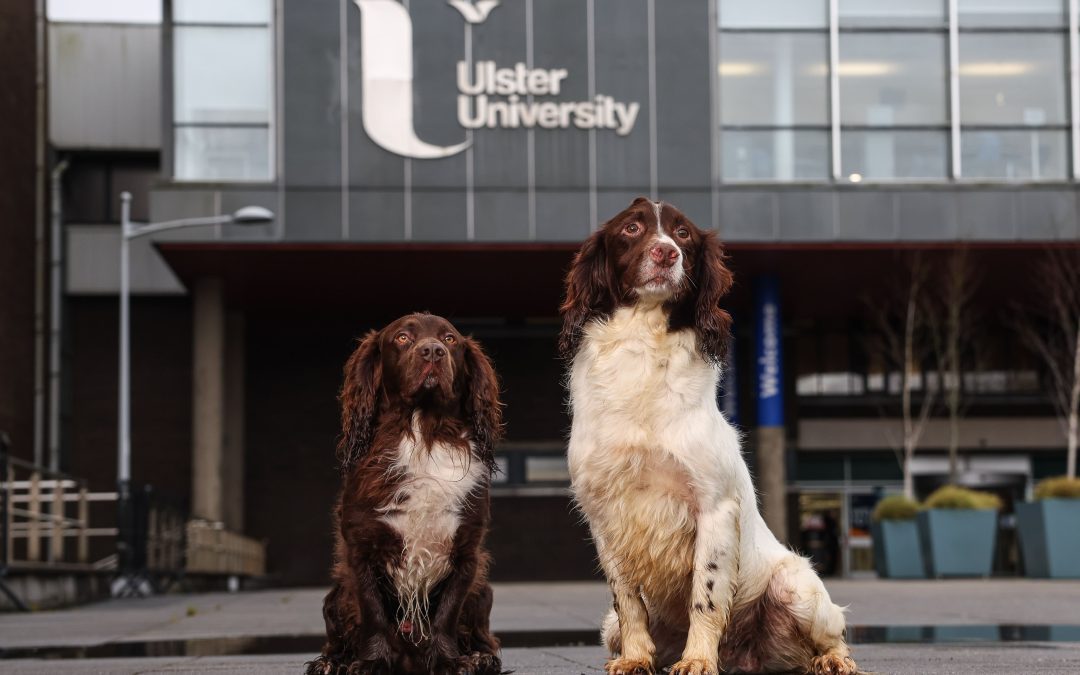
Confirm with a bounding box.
[871,495,925,579]
[918,486,1000,578]
[1016,476,1080,579]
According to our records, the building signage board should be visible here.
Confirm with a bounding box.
[355,0,639,160]
[755,277,784,427]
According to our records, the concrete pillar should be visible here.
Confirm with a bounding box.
[192,277,225,522]
[757,426,787,543]
[755,276,788,543]
[222,311,245,532]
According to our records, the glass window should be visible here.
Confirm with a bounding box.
[961,129,1068,180]
[958,0,1065,28]
[174,0,272,24]
[175,127,272,181]
[174,27,271,124]
[838,0,945,27]
[842,130,949,180]
[719,33,829,126]
[839,33,948,126]
[172,0,273,181]
[718,0,827,28]
[959,33,1067,126]
[722,129,829,180]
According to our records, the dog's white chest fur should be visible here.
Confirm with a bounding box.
[378,429,483,633]
[567,304,748,597]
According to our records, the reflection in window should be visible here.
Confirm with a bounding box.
[838,0,945,27]
[174,28,271,124]
[174,0,272,24]
[172,0,273,182]
[959,34,1067,126]
[175,127,272,181]
[957,0,1066,28]
[718,0,827,28]
[842,130,948,180]
[839,34,947,126]
[720,34,830,126]
[722,129,830,181]
[961,129,1068,180]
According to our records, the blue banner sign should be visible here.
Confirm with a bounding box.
[720,336,739,427]
[755,276,784,427]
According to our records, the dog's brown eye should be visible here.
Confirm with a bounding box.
[395,333,410,345]
[676,227,690,239]
[443,334,456,345]
[624,222,640,235]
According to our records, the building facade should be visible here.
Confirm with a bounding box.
[49,0,1079,583]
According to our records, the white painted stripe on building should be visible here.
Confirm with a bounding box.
[339,0,350,238]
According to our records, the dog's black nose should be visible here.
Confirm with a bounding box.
[418,340,447,362]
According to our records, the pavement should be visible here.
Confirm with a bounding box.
[1,580,1079,673]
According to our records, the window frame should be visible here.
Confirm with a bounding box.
[169,3,276,184]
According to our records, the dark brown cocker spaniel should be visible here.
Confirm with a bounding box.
[308,313,503,675]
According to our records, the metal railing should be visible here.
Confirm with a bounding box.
[1,434,121,607]
[1,433,267,609]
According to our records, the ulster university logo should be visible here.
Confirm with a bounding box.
[354,0,640,160]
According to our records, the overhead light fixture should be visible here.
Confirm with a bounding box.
[805,62,898,77]
[959,62,1033,77]
[849,173,864,183]
[718,62,765,77]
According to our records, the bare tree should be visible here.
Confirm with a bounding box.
[927,249,980,483]
[1014,249,1080,479]
[867,253,938,499]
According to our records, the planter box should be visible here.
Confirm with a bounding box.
[1016,499,1080,579]
[917,509,997,578]
[871,520,926,579]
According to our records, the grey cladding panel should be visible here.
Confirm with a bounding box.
[593,0,652,189]
[535,191,592,241]
[532,0,591,189]
[837,191,897,241]
[49,24,161,151]
[347,0,405,189]
[655,0,712,190]
[777,192,835,241]
[1017,191,1078,240]
[409,190,468,241]
[283,0,343,187]
[896,191,957,240]
[471,0,529,188]
[718,191,775,241]
[957,191,1017,240]
[410,0,469,188]
[350,190,406,241]
[597,191,647,226]
[474,191,531,240]
[287,190,344,241]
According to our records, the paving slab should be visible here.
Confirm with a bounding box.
[4,580,1080,649]
[3,644,1080,675]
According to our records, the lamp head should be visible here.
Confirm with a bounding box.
[230,206,275,225]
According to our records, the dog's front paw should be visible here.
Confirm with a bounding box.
[670,658,718,675]
[458,651,502,675]
[605,657,654,675]
[810,653,858,675]
[304,655,337,675]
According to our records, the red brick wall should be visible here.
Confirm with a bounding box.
[0,0,39,460]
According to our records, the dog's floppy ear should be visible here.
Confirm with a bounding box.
[462,336,503,474]
[559,228,614,358]
[337,330,382,469]
[693,230,734,364]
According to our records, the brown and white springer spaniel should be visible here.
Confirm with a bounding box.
[308,313,503,675]
[561,199,857,675]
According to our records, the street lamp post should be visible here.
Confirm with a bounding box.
[114,191,273,596]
